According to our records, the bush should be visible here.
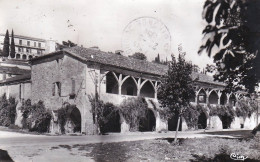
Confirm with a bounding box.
[20,100,51,133]
[183,104,208,129]
[119,97,148,131]
[57,103,77,134]
[236,98,258,119]
[0,94,17,127]
[252,124,260,135]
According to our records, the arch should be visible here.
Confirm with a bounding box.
[28,55,33,59]
[220,92,227,105]
[106,72,119,94]
[16,54,21,59]
[139,109,156,132]
[197,88,207,103]
[121,77,137,96]
[229,93,236,106]
[22,54,27,60]
[197,112,207,129]
[140,80,155,98]
[208,90,218,104]
[100,109,121,134]
[66,106,81,133]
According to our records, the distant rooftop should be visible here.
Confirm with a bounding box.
[0,33,46,42]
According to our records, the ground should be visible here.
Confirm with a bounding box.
[0,127,259,162]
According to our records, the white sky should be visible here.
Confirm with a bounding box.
[0,0,213,68]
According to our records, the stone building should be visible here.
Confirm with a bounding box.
[0,33,57,60]
[27,46,259,134]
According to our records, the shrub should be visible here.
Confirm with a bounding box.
[20,100,51,133]
[57,103,77,134]
[88,95,119,134]
[183,104,208,129]
[236,98,258,119]
[119,97,148,131]
[0,94,17,127]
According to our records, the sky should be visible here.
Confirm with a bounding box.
[0,0,213,68]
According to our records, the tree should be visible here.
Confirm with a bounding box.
[199,0,260,93]
[157,45,195,142]
[2,30,10,57]
[129,52,147,60]
[58,40,77,50]
[154,53,160,63]
[10,30,15,58]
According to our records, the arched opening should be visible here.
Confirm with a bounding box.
[140,81,155,98]
[16,54,21,59]
[121,77,137,96]
[220,93,227,105]
[139,109,156,132]
[197,112,207,129]
[100,109,121,134]
[28,55,33,59]
[22,54,27,60]
[197,89,206,103]
[168,112,182,131]
[229,93,236,106]
[220,115,232,129]
[209,90,218,104]
[67,107,81,133]
[106,72,119,94]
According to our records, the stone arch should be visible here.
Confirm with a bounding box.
[197,88,207,103]
[139,108,156,132]
[209,90,218,104]
[66,106,81,133]
[140,80,155,98]
[220,92,227,105]
[16,54,21,59]
[197,112,207,129]
[106,72,119,94]
[229,93,236,106]
[100,109,121,134]
[121,77,137,96]
[22,54,27,60]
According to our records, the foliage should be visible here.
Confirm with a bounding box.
[2,30,9,57]
[199,0,259,93]
[20,99,51,133]
[10,30,15,58]
[0,94,17,127]
[252,123,260,135]
[157,45,195,119]
[182,104,208,129]
[88,95,120,134]
[210,105,236,128]
[236,98,258,119]
[129,52,147,60]
[58,40,77,50]
[119,97,148,131]
[57,103,77,134]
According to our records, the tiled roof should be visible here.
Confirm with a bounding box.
[64,46,167,76]
[64,46,225,86]
[0,66,30,75]
[0,73,31,85]
[32,46,224,86]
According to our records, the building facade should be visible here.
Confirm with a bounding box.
[0,33,57,60]
[28,46,259,134]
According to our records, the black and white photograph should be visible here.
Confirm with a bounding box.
[0,0,259,161]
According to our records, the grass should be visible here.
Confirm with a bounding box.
[59,137,260,161]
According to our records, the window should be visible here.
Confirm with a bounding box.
[27,41,30,46]
[37,50,42,54]
[38,42,41,48]
[18,47,22,52]
[52,82,61,96]
[34,42,36,47]
[19,40,22,45]
[71,79,75,94]
[26,48,31,53]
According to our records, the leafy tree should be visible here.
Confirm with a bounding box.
[2,30,10,57]
[10,30,15,58]
[199,0,260,93]
[58,40,77,50]
[129,52,147,60]
[154,53,160,63]
[157,45,195,142]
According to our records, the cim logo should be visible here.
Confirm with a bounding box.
[230,153,248,161]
